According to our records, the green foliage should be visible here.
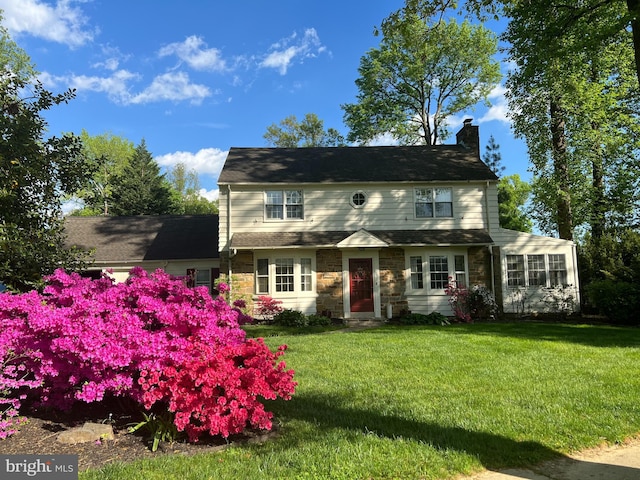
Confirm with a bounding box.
[72,130,135,216]
[585,279,640,325]
[398,312,450,325]
[342,5,500,145]
[498,174,533,232]
[273,309,308,327]
[128,411,181,452]
[167,162,218,214]
[579,229,640,284]
[306,314,332,326]
[482,135,505,177]
[0,71,93,291]
[109,140,176,215]
[263,113,346,147]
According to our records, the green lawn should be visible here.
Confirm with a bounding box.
[81,323,640,479]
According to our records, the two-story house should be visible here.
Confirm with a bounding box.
[218,121,580,319]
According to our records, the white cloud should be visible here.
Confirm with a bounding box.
[198,188,219,202]
[477,84,511,125]
[155,148,228,176]
[260,28,326,75]
[129,72,212,105]
[67,69,141,103]
[39,69,212,106]
[0,0,95,47]
[158,35,227,72]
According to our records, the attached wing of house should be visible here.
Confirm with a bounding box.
[64,215,220,293]
[215,121,579,319]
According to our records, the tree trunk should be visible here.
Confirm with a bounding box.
[550,97,573,240]
[627,0,640,87]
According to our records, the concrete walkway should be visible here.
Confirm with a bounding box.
[463,438,640,480]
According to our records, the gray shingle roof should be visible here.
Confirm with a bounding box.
[230,229,493,249]
[218,145,498,184]
[64,215,219,262]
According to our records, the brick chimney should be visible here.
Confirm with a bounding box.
[456,118,479,155]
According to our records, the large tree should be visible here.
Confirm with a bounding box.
[109,140,176,215]
[72,130,135,215]
[264,113,346,147]
[168,162,218,214]
[342,4,500,145]
[1,77,93,291]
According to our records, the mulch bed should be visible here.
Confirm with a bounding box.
[0,399,277,472]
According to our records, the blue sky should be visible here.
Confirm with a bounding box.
[0,0,529,202]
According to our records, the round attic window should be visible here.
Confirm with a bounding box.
[350,191,367,208]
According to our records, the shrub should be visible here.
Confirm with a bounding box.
[273,309,308,327]
[585,279,640,325]
[306,314,332,326]
[398,312,450,326]
[255,296,284,322]
[0,267,295,441]
[445,283,498,322]
[138,339,296,442]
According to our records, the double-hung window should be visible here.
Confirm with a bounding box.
[548,254,567,286]
[415,187,453,218]
[429,256,449,290]
[256,256,314,294]
[265,190,303,220]
[527,255,546,286]
[507,254,568,288]
[506,255,525,287]
[408,253,467,292]
[410,256,424,289]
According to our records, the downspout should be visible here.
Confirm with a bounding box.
[227,184,233,292]
[485,181,497,302]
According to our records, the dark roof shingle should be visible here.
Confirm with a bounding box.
[64,215,219,262]
[230,229,493,249]
[218,145,498,184]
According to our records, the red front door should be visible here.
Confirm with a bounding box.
[349,258,374,313]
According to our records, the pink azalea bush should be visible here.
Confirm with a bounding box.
[138,339,295,442]
[0,268,296,440]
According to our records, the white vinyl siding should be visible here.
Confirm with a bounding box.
[223,183,493,237]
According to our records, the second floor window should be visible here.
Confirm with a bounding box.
[265,190,303,220]
[415,187,453,218]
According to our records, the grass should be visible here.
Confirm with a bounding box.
[81,322,640,479]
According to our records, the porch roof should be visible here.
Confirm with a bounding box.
[230,229,493,249]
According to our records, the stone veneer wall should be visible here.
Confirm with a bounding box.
[315,249,343,318]
[379,248,408,318]
[220,251,256,313]
[467,246,491,288]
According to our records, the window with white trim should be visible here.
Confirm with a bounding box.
[527,255,546,286]
[255,256,314,294]
[429,256,449,290]
[407,252,467,292]
[257,259,269,294]
[265,190,303,220]
[507,255,525,287]
[275,258,294,292]
[454,255,466,288]
[415,187,453,218]
[300,258,313,291]
[410,256,424,289]
[548,254,567,286]
[507,254,568,288]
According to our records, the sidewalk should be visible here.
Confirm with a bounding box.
[463,438,640,480]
